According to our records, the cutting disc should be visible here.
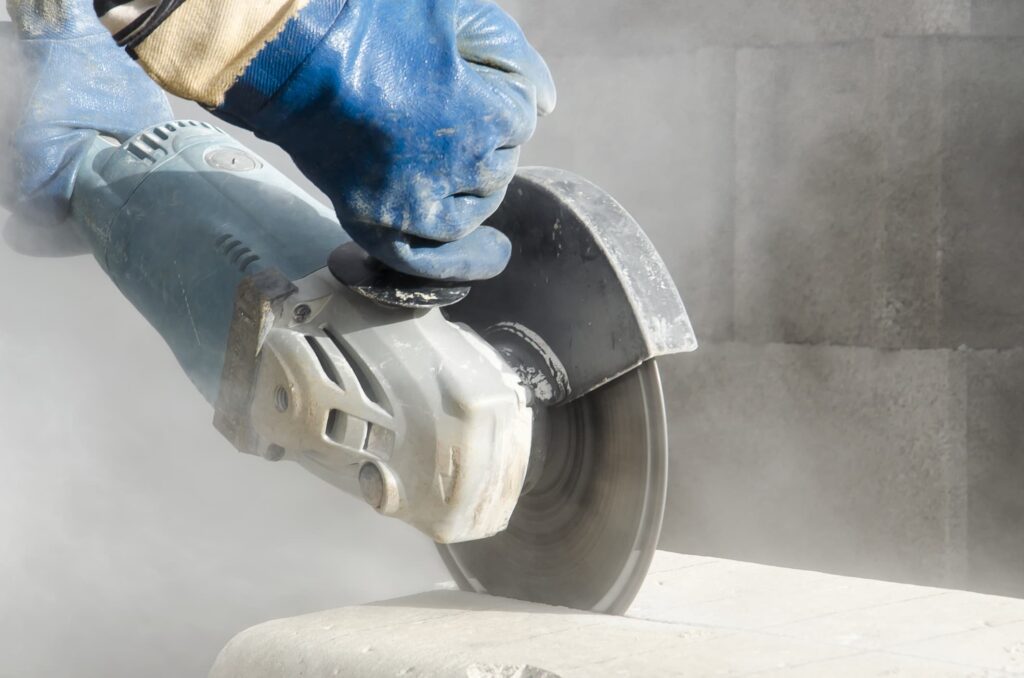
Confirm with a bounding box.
[437,360,668,614]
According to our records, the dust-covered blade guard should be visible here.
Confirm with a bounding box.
[446,167,697,403]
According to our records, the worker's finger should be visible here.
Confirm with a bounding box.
[340,146,516,243]
[456,146,520,198]
[395,185,506,243]
[470,65,539,148]
[457,0,557,116]
[342,222,512,281]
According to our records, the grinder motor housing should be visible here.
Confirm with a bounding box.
[66,121,696,546]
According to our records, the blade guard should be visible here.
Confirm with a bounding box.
[446,168,698,403]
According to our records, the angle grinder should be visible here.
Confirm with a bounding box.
[66,121,697,614]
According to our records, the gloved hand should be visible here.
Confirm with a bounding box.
[126,0,555,281]
[5,0,172,233]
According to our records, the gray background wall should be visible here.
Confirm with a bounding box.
[505,0,1024,597]
[4,2,1024,677]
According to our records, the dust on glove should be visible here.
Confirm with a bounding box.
[6,0,172,236]
[110,0,556,281]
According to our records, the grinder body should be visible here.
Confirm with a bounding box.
[66,120,697,612]
[70,122,532,543]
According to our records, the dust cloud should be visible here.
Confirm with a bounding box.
[0,10,445,678]
[5,1,1022,676]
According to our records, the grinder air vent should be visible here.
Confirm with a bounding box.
[214,233,261,273]
[125,120,222,163]
[301,330,394,457]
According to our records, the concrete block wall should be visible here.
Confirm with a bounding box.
[509,1,1024,594]
[735,37,1024,349]
[661,344,1024,591]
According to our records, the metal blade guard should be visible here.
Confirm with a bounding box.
[438,168,697,613]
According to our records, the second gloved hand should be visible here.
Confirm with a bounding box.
[6,0,172,246]
[120,0,556,282]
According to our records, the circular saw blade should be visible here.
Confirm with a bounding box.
[437,360,668,614]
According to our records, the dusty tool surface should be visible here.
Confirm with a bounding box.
[210,550,1024,677]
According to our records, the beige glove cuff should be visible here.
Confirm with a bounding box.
[130,0,309,107]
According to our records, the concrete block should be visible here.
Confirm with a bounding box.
[630,554,940,630]
[734,41,883,347]
[524,30,1024,349]
[659,342,1024,594]
[894,620,1024,674]
[209,589,738,678]
[757,653,999,677]
[523,49,737,340]
[963,349,1024,593]
[772,587,1024,650]
[513,1,976,58]
[659,342,970,588]
[659,343,1024,594]
[734,36,1024,349]
[873,39,948,348]
[211,550,1024,678]
[938,39,1024,348]
[970,0,1024,36]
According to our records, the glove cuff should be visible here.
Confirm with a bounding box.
[215,0,348,128]
[98,0,183,48]
[110,0,346,112]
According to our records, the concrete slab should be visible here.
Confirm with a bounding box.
[629,557,942,630]
[210,551,1024,677]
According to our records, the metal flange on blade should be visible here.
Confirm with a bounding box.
[437,360,668,614]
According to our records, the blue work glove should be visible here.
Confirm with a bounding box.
[210,0,556,281]
[6,0,172,238]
